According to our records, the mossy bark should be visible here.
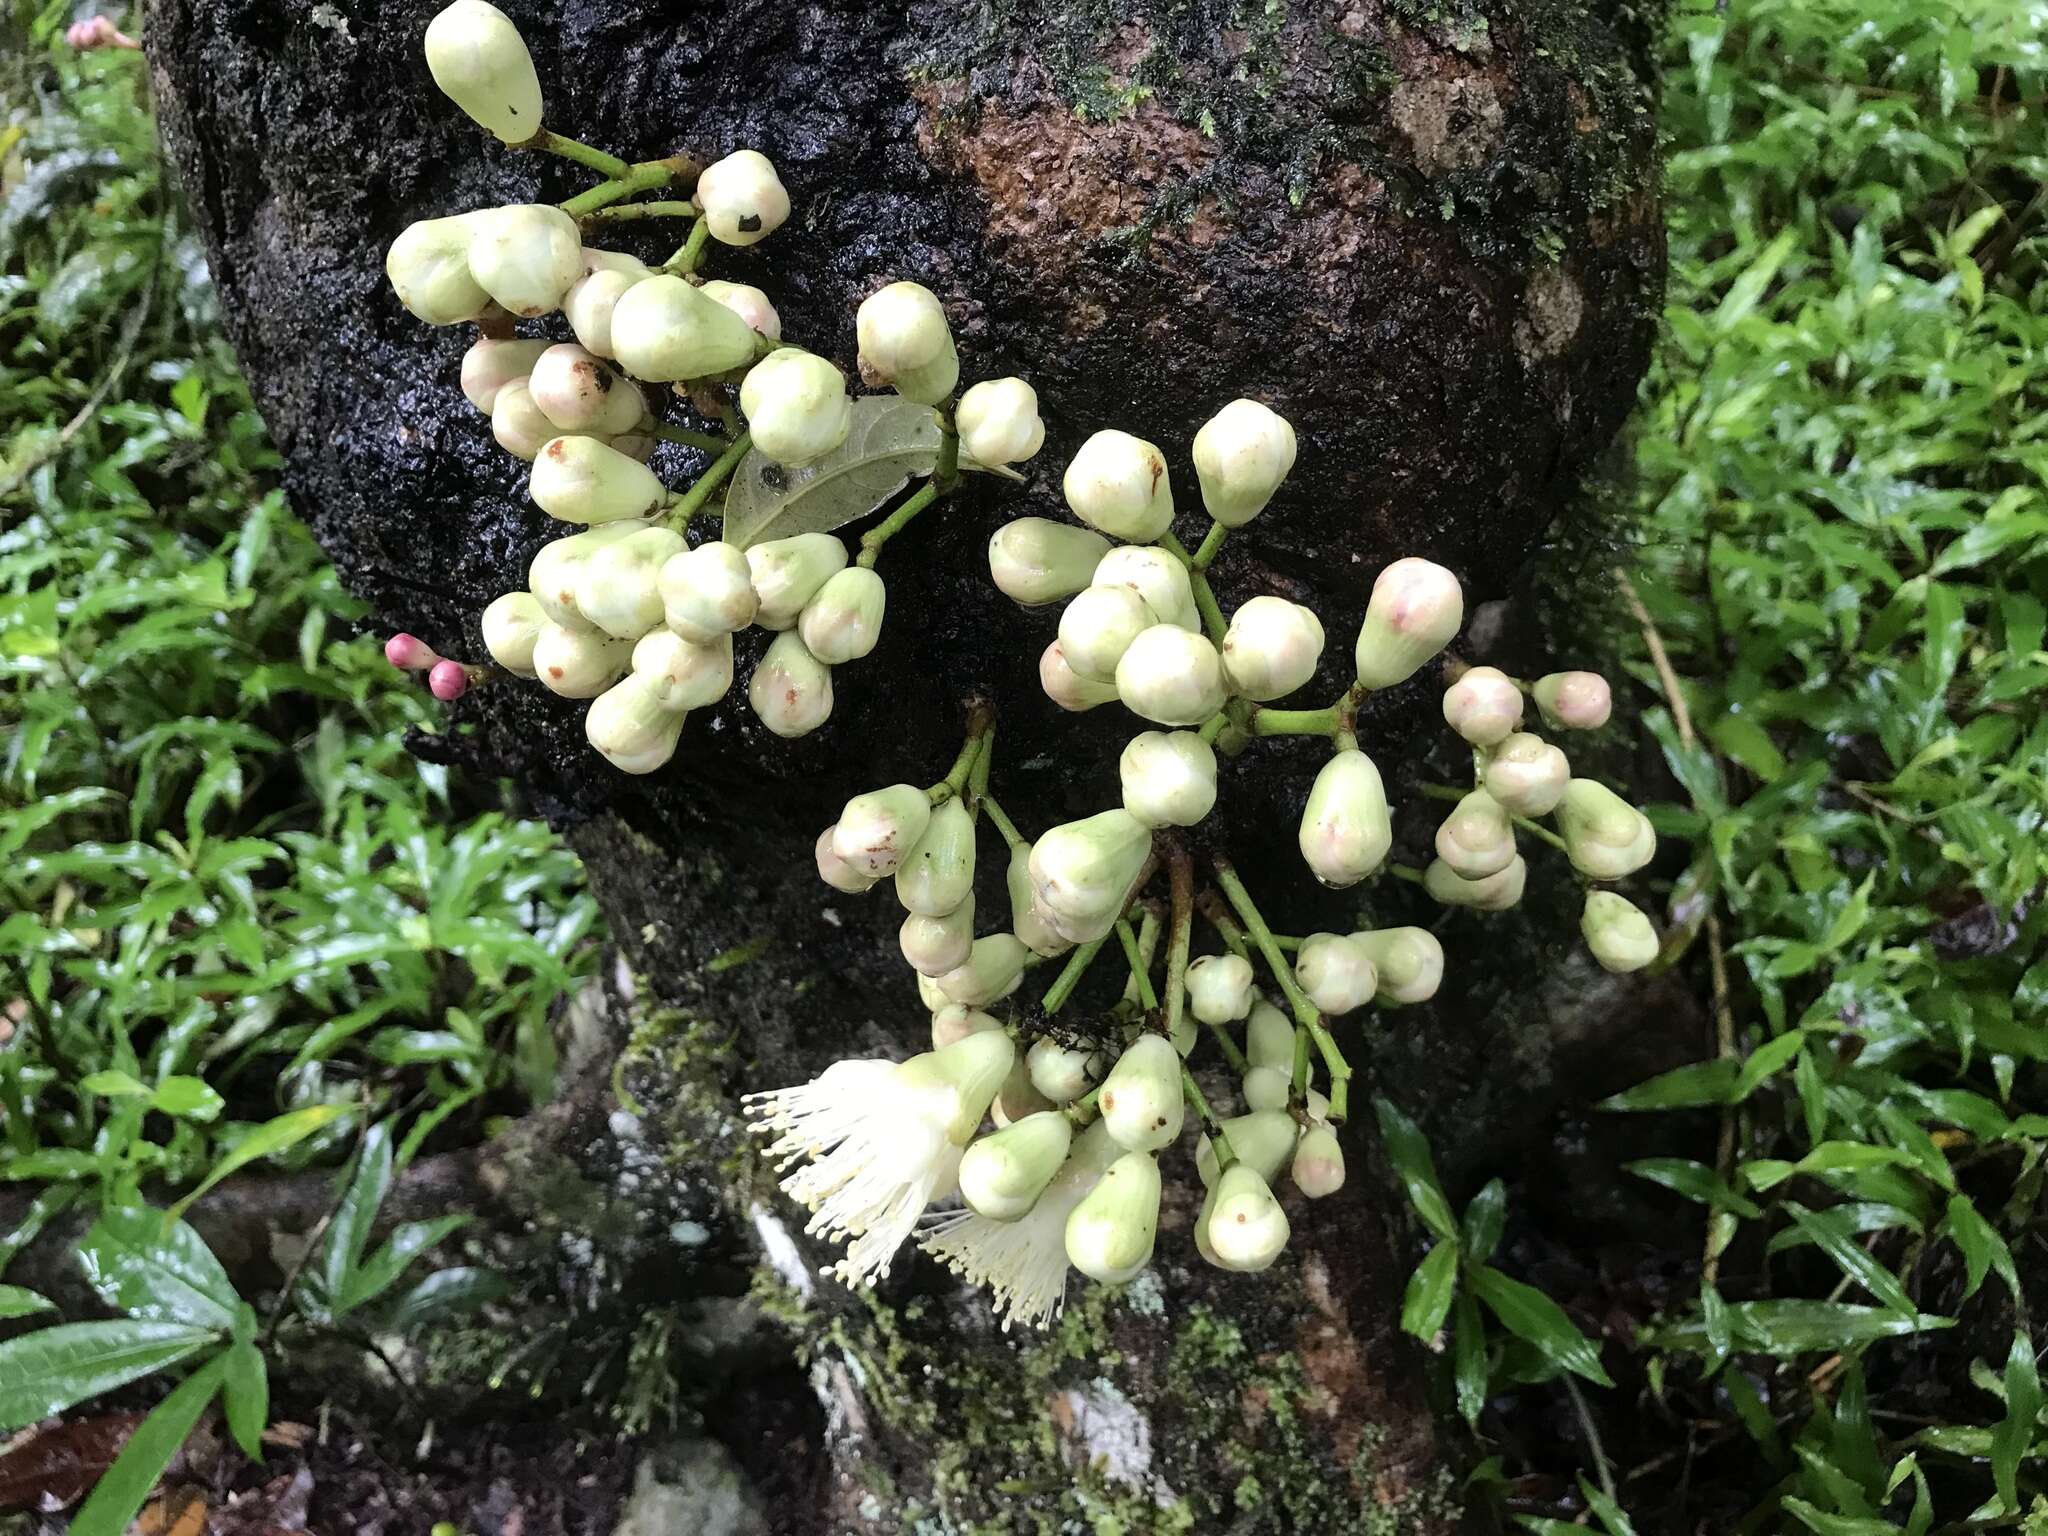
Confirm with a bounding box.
[148,2,1671,1528]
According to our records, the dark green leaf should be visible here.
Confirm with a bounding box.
[1400,1240,1459,1340]
[1625,1158,1760,1218]
[170,1105,355,1219]
[383,1266,510,1332]
[1944,1194,2019,1301]
[77,1206,238,1331]
[1460,1179,1507,1264]
[1372,1098,1457,1240]
[1782,1204,1917,1316]
[1452,1291,1487,1430]
[0,1285,53,1320]
[0,1320,217,1432]
[1992,1329,2041,1512]
[221,1340,267,1461]
[337,1216,470,1314]
[1599,1058,1738,1112]
[70,1355,227,1536]
[1469,1267,1612,1387]
[314,1121,394,1318]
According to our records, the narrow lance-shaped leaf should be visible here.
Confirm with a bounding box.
[1469,1266,1613,1387]
[69,1355,228,1536]
[0,1320,218,1433]
[1372,1097,1457,1241]
[1400,1240,1459,1340]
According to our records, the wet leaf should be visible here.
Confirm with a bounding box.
[0,1321,216,1433]
[69,1354,225,1536]
[1372,1098,1457,1240]
[77,1205,238,1331]
[1470,1266,1612,1386]
[1399,1240,1459,1340]
[721,397,940,549]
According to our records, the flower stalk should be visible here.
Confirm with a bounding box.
[1213,858,1351,1122]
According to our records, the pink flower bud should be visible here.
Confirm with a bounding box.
[384,633,440,671]
[1534,670,1613,731]
[428,660,472,701]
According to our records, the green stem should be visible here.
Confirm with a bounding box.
[1120,905,1163,1011]
[1063,1083,1104,1124]
[666,216,713,275]
[529,130,630,182]
[977,791,1026,851]
[560,156,693,217]
[1198,711,1229,745]
[1190,894,1255,1076]
[664,431,752,531]
[1115,920,1159,1012]
[1515,815,1571,854]
[1418,782,1466,803]
[1213,858,1352,1123]
[929,710,994,803]
[1291,1014,1313,1100]
[935,420,962,492]
[1183,1069,1235,1172]
[1162,845,1196,1044]
[577,197,701,224]
[1190,521,1229,571]
[857,480,943,570]
[1252,703,1341,738]
[967,724,995,806]
[1386,862,1428,885]
[1159,531,1228,645]
[652,423,731,453]
[1042,933,1111,1016]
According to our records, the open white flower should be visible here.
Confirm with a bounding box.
[747,1031,1012,1286]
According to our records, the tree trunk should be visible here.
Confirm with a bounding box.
[146,2,1668,1528]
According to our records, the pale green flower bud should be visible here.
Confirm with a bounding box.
[1206,1163,1289,1272]
[659,542,760,642]
[746,632,834,737]
[1221,596,1324,702]
[1168,1009,1198,1057]
[987,518,1110,608]
[1305,1088,1332,1123]
[1353,928,1444,1006]
[461,337,549,413]
[1291,1124,1346,1198]
[956,377,1044,466]
[916,970,951,1013]
[797,566,886,664]
[896,797,976,917]
[467,204,582,318]
[1058,584,1156,683]
[424,1,542,143]
[1094,545,1198,633]
[1196,1110,1296,1187]
[1029,809,1153,944]
[960,1111,1072,1221]
[815,825,879,894]
[695,149,790,248]
[1242,1065,1290,1113]
[1245,1002,1294,1074]
[579,527,685,640]
[631,628,733,710]
[530,435,668,524]
[527,522,643,629]
[386,215,490,326]
[528,344,626,432]
[1582,890,1659,973]
[1008,843,1073,959]
[531,621,630,698]
[1039,640,1120,712]
[740,349,854,467]
[937,933,1030,1008]
[901,895,975,977]
[930,1003,1001,1051]
[1118,730,1217,829]
[1534,670,1614,731]
[1062,429,1174,543]
[1294,932,1377,1016]
[1434,788,1517,880]
[1099,1035,1183,1153]
[1354,557,1464,689]
[1297,748,1392,888]
[992,1059,1056,1128]
[611,275,761,382]
[563,268,639,361]
[746,533,849,630]
[1116,626,1228,727]
[1065,1149,1159,1284]
[1442,665,1524,746]
[1482,732,1571,816]
[856,281,959,405]
[1191,397,1297,527]
[1555,779,1656,880]
[480,591,546,676]
[896,1029,1016,1146]
[1424,854,1527,911]
[1186,954,1255,1025]
[833,785,932,878]
[1026,1037,1101,1103]
[585,672,685,774]
[491,379,555,461]
[699,280,782,339]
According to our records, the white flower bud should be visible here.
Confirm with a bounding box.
[1196,1110,1296,1187]
[1245,1002,1294,1074]
[1291,1124,1346,1198]
[1117,625,1228,727]
[579,248,651,279]
[461,337,549,413]
[747,632,834,737]
[424,0,543,143]
[1582,890,1658,973]
[815,825,879,894]
[1242,1065,1290,1113]
[746,532,849,630]
[930,1003,1001,1051]
[1483,732,1571,816]
[1354,557,1464,689]
[739,349,853,467]
[1062,429,1174,543]
[467,204,582,318]
[1029,810,1153,944]
[527,522,642,629]
[1191,398,1296,527]
[585,672,685,774]
[1118,730,1217,829]
[992,1060,1056,1128]
[1206,1163,1290,1272]
[1039,640,1120,712]
[901,895,975,977]
[1094,545,1198,632]
[896,797,976,917]
[530,435,668,525]
[856,281,959,406]
[660,542,760,642]
[527,344,625,432]
[956,377,1045,466]
[916,970,951,1013]
[1294,933,1378,1016]
[579,527,685,640]
[1353,928,1444,1006]
[1168,1009,1198,1058]
[1556,779,1656,880]
[834,785,932,878]
[1434,788,1517,880]
[1442,665,1525,746]
[959,1112,1072,1221]
[937,933,1030,1007]
[698,280,782,339]
[1058,584,1157,683]
[1297,749,1392,888]
[1221,596,1324,702]
[1535,671,1613,731]
[987,518,1110,608]
[1064,1149,1159,1284]
[1007,843,1072,959]
[631,628,733,710]
[1026,1037,1101,1103]
[386,215,490,326]
[1098,1035,1183,1153]
[531,621,630,698]
[1425,855,1528,910]
[695,149,790,247]
[797,566,886,664]
[562,268,639,360]
[1186,953,1255,1025]
[611,275,761,382]
[480,591,547,676]
[490,379,557,461]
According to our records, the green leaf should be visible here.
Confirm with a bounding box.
[1460,1179,1507,1264]
[1469,1266,1612,1387]
[221,1339,268,1461]
[721,397,940,549]
[1712,227,1797,332]
[383,1266,510,1331]
[0,1285,54,1320]
[1992,1329,2041,1513]
[1400,1240,1460,1340]
[1641,1300,1953,1358]
[1782,1204,1917,1316]
[314,1121,394,1318]
[150,1076,224,1122]
[170,1104,355,1219]
[70,1355,227,1536]
[77,1205,239,1331]
[1452,1291,1488,1430]
[1372,1098,1457,1240]
[1781,1500,1905,1536]
[1944,1194,2019,1301]
[0,1320,217,1432]
[79,1070,150,1099]
[337,1215,470,1314]
[1624,1158,1761,1218]
[1599,1057,1738,1112]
